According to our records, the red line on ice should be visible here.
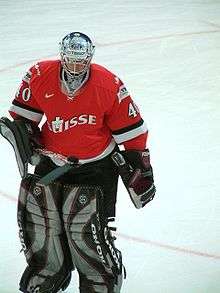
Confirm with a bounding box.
[0,190,17,202]
[117,232,220,260]
[0,29,220,74]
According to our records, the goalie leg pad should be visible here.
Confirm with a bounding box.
[62,185,124,293]
[17,175,73,293]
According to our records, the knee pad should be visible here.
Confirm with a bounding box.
[62,185,124,293]
[17,175,73,293]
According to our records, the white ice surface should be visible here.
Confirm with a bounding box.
[0,1,220,292]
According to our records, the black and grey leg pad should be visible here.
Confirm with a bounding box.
[62,185,124,293]
[17,175,73,293]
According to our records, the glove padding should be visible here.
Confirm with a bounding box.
[0,117,41,178]
[112,149,156,209]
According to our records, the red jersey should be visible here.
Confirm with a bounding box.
[9,60,147,162]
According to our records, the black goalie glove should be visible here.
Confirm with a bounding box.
[112,149,156,209]
[0,117,41,178]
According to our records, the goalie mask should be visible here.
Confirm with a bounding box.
[59,32,95,77]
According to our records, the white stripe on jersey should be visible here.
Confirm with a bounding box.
[112,122,148,144]
[38,139,117,166]
[9,105,43,122]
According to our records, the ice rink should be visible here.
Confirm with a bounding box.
[0,1,220,292]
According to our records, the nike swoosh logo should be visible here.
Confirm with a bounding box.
[45,93,54,98]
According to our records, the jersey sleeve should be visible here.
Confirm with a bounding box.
[9,64,44,123]
[105,78,148,145]
[123,132,148,150]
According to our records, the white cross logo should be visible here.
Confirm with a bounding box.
[52,116,63,133]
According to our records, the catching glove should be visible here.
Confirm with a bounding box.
[112,149,156,209]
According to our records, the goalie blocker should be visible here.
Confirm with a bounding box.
[0,117,40,178]
[112,149,156,209]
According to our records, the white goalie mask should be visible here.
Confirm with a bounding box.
[59,32,95,77]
